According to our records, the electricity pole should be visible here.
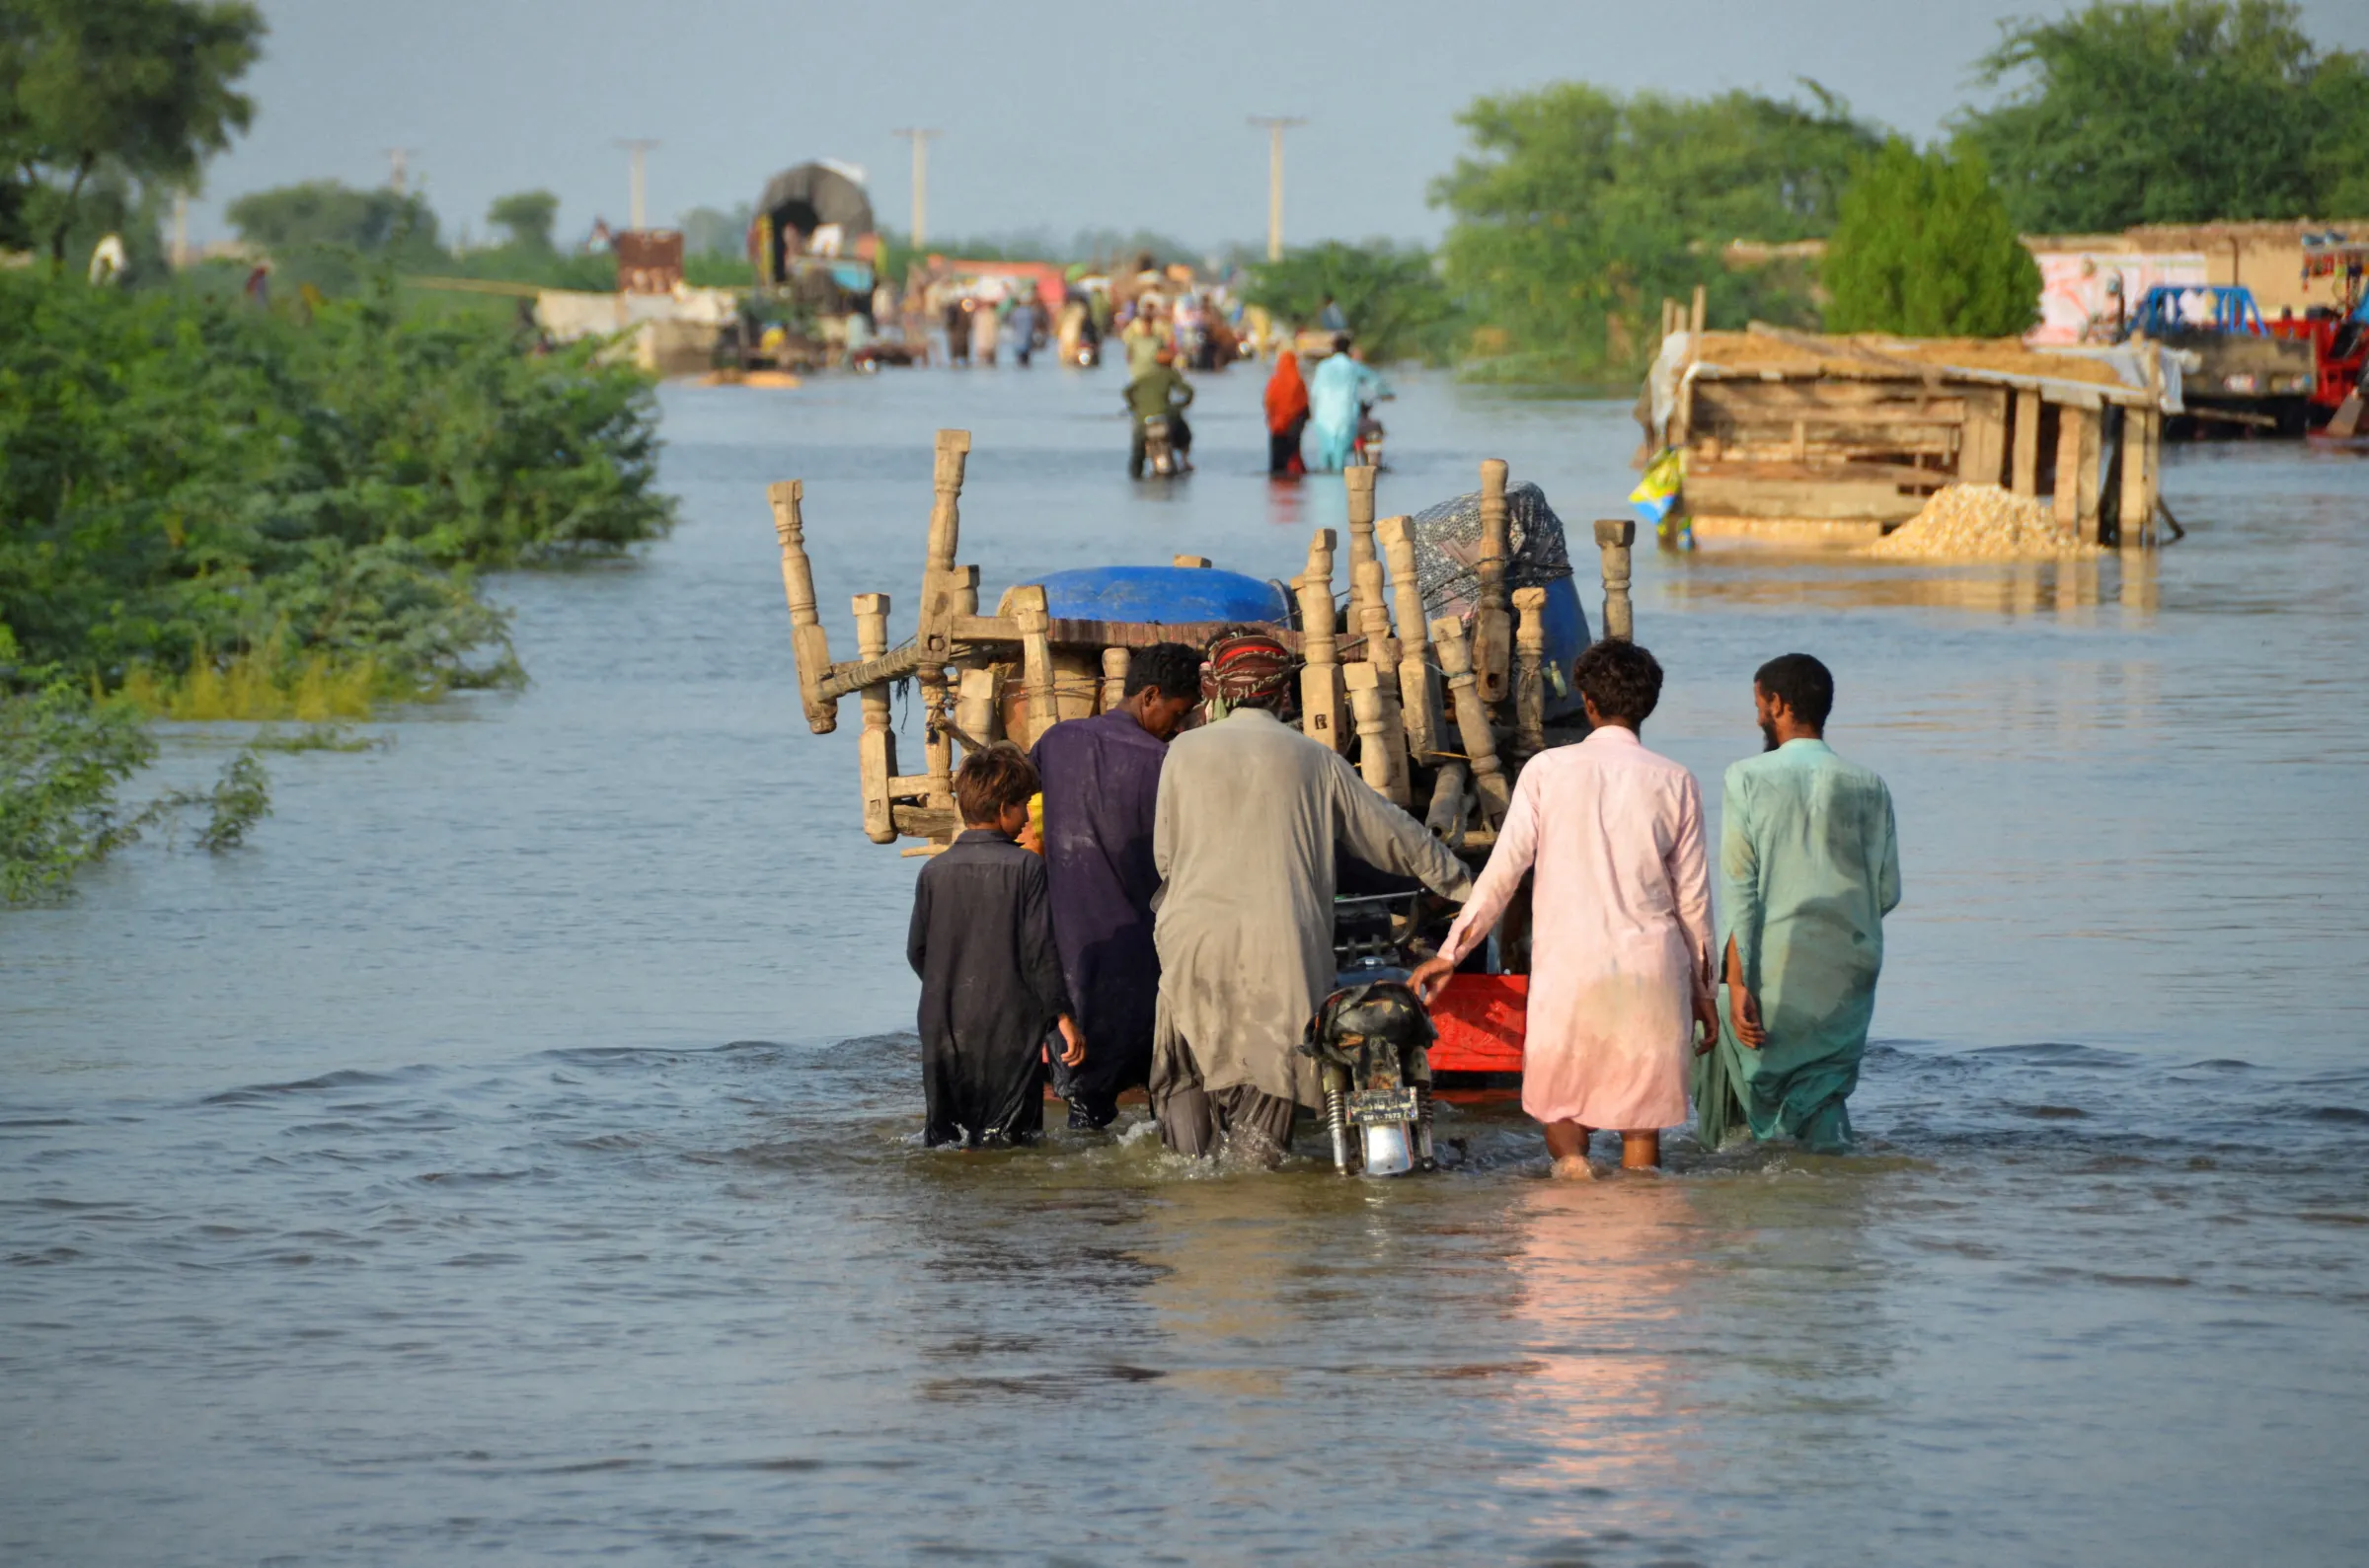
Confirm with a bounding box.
[891,128,940,249]
[1248,116,1305,262]
[615,138,660,230]
[381,147,421,192]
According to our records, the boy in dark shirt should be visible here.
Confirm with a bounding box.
[906,746,1086,1147]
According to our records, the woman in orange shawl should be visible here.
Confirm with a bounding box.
[1262,350,1310,477]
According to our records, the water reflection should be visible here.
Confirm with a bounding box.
[1262,475,1308,532]
[1662,552,2159,618]
[1498,1178,1700,1544]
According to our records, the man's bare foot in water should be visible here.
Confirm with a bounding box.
[1543,1120,1594,1179]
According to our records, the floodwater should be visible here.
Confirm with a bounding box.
[6,364,2367,1566]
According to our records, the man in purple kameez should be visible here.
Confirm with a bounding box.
[1029,643,1203,1129]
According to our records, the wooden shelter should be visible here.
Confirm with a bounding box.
[769,435,1638,856]
[1641,322,2178,548]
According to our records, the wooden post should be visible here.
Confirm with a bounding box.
[1431,615,1509,826]
[918,430,972,802]
[955,666,1003,748]
[1376,515,1442,761]
[769,480,838,734]
[2052,400,2084,535]
[1010,583,1058,746]
[1100,646,1131,710]
[1593,519,1635,642]
[1689,283,1706,336]
[1350,562,1411,803]
[1424,761,1469,848]
[2011,389,2041,496]
[2075,406,2102,546]
[1475,458,1513,705]
[1344,466,1384,636]
[1295,529,1345,752]
[1959,390,2007,486]
[853,592,896,844]
[2117,404,2151,550]
[1343,663,1395,801]
[1511,586,1548,761]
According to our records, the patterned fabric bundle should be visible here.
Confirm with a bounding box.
[1201,632,1296,706]
[1407,480,1575,623]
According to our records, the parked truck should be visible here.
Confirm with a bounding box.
[2122,283,2316,436]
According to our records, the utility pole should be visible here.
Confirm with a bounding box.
[1248,116,1306,262]
[891,128,941,250]
[381,147,421,192]
[615,138,660,231]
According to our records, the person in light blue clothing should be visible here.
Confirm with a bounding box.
[1306,336,1385,472]
[1695,653,1901,1154]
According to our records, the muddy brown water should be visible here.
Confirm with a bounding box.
[6,367,2367,1565]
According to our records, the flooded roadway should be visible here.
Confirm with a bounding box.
[5,366,2367,1565]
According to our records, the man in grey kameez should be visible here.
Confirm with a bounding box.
[1150,634,1472,1163]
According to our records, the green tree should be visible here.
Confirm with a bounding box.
[1956,0,2369,231]
[487,188,558,252]
[0,0,264,263]
[227,179,440,255]
[226,179,443,294]
[1823,139,2040,336]
[1243,240,1461,364]
[1433,83,1879,380]
[679,201,752,258]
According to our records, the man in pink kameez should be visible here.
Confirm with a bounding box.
[1413,641,1718,1175]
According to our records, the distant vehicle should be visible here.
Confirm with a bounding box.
[1141,413,1181,478]
[2267,237,2368,438]
[2121,283,2315,436]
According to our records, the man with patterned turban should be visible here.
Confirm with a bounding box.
[1148,630,1473,1163]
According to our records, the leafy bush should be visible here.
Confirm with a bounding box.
[1823,140,2041,337]
[0,270,672,697]
[1242,241,1463,365]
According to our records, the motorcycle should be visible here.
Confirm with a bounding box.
[1299,893,1438,1176]
[1142,412,1181,478]
[1352,411,1387,470]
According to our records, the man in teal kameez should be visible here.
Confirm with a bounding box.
[1696,654,1901,1153]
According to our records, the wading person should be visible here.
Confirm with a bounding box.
[1124,345,1195,478]
[1150,632,1472,1165]
[906,746,1086,1148]
[1695,653,1901,1154]
[1262,348,1310,477]
[1306,336,1383,473]
[1411,640,1717,1176]
[1029,642,1202,1129]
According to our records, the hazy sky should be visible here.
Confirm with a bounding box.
[191,0,2369,253]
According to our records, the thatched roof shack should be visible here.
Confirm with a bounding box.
[1640,324,2182,547]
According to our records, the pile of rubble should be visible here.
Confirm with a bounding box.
[1865,485,2103,560]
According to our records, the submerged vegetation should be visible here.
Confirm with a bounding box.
[0,268,673,899]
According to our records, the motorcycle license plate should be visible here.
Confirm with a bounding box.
[1348,1087,1418,1127]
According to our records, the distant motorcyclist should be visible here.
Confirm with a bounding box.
[1125,346,1195,479]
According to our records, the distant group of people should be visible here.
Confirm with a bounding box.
[906,637,1901,1170]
